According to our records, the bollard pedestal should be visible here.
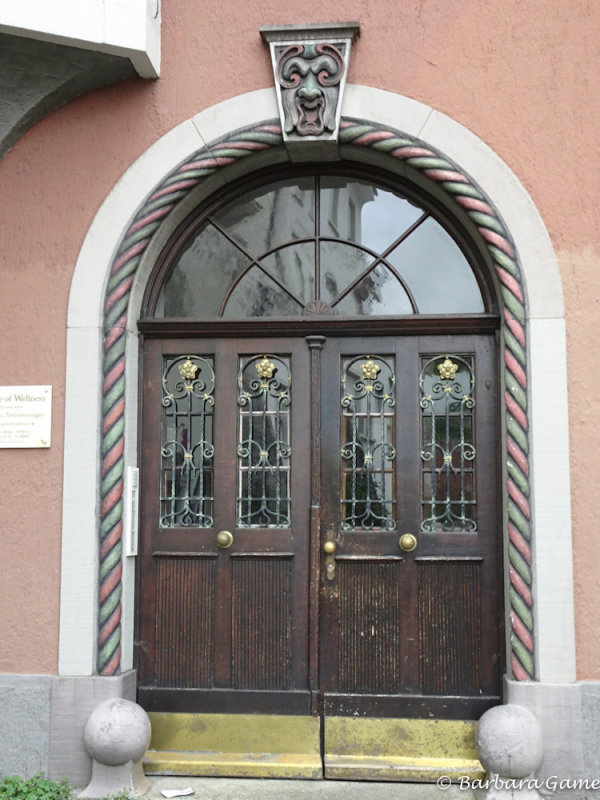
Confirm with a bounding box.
[79,698,151,799]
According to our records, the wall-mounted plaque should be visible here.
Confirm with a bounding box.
[0,385,52,448]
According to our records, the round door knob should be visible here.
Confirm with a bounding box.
[323,541,336,554]
[216,530,234,549]
[399,533,417,552]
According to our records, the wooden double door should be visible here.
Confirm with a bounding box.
[136,330,502,726]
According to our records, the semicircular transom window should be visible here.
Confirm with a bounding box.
[155,175,485,318]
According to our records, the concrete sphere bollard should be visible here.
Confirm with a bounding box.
[477,703,543,779]
[80,699,152,799]
[84,699,151,766]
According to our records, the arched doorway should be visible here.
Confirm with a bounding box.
[135,164,503,779]
[59,85,576,784]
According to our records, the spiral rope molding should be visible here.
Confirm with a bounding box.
[98,119,534,681]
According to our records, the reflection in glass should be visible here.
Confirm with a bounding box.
[237,355,292,527]
[389,218,484,313]
[320,176,423,252]
[158,223,250,317]
[262,243,315,306]
[160,356,215,527]
[212,178,315,256]
[420,355,476,532]
[319,241,373,304]
[341,355,396,530]
[334,264,414,316]
[224,267,303,317]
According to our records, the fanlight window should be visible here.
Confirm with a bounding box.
[155,175,484,318]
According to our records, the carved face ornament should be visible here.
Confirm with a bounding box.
[277,43,344,136]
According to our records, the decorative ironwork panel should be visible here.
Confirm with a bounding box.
[160,355,215,527]
[420,355,476,532]
[237,355,292,527]
[340,355,396,530]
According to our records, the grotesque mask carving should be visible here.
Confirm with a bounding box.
[276,42,345,137]
[261,23,360,148]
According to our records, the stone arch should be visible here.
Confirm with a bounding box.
[60,87,574,689]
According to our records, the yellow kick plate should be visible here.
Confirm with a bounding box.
[145,712,484,781]
[324,717,485,782]
[144,713,322,779]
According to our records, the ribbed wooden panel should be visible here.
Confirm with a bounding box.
[155,557,215,688]
[231,558,291,689]
[418,561,481,694]
[338,561,402,693]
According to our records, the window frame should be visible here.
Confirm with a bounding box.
[140,162,499,332]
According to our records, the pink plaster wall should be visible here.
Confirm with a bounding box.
[0,0,598,676]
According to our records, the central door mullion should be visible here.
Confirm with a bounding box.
[306,335,326,715]
[318,337,342,700]
[212,338,238,687]
[393,336,421,691]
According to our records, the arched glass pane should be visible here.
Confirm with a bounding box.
[211,178,315,256]
[334,264,413,316]
[261,242,315,306]
[157,223,250,317]
[320,241,374,304]
[223,267,303,317]
[320,177,424,253]
[152,172,487,319]
[387,218,484,313]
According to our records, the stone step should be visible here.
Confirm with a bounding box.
[146,776,478,800]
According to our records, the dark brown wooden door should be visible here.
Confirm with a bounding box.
[137,336,313,713]
[319,334,501,719]
[136,330,502,718]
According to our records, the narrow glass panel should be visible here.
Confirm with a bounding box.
[237,355,292,527]
[341,355,396,530]
[320,241,374,304]
[320,177,423,252]
[261,242,315,306]
[333,264,413,316]
[157,223,250,318]
[420,354,476,532]
[223,267,303,317]
[388,218,484,313]
[212,178,315,257]
[160,356,215,527]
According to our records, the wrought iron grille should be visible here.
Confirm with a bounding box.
[237,355,292,527]
[419,355,476,532]
[340,355,396,530]
[160,355,215,527]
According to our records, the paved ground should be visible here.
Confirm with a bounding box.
[145,776,478,799]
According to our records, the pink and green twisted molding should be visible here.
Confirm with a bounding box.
[99,119,534,682]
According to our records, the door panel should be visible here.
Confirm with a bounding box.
[137,337,312,713]
[319,335,501,720]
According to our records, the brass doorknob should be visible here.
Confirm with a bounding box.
[399,533,417,552]
[323,541,336,554]
[216,530,234,549]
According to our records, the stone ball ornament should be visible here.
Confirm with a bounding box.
[83,699,151,766]
[477,703,543,779]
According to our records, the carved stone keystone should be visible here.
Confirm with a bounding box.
[260,22,360,158]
